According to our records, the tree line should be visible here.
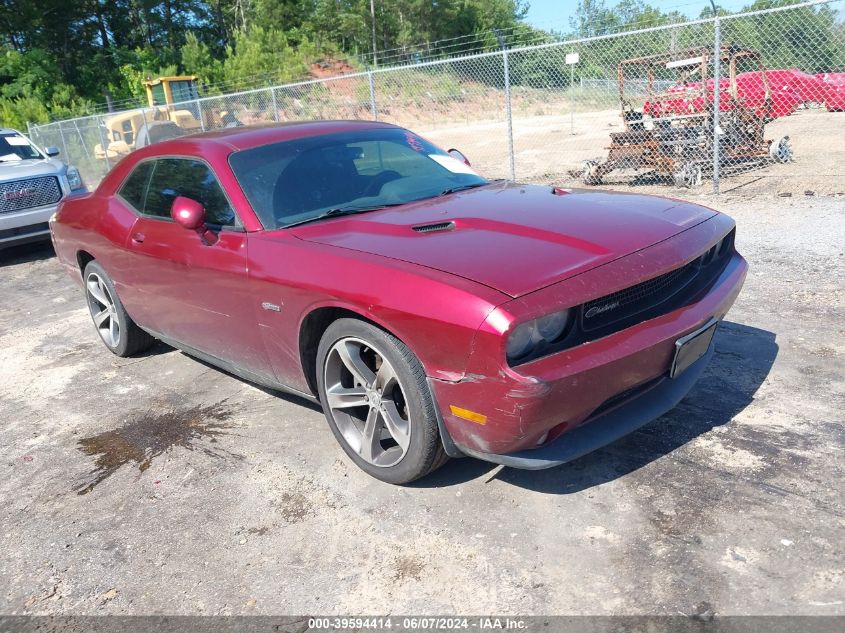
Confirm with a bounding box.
[0,0,532,127]
[0,0,842,129]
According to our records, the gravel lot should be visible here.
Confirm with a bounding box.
[424,107,845,197]
[0,193,843,616]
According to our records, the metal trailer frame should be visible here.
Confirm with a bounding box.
[576,45,793,188]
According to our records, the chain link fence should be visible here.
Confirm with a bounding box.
[27,0,845,195]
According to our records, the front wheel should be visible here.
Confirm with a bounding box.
[316,318,447,484]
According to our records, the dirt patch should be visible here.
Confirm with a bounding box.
[275,491,315,523]
[310,59,357,79]
[392,554,426,582]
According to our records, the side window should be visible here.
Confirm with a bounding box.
[143,158,237,227]
[118,161,154,212]
[121,120,134,146]
[150,83,166,106]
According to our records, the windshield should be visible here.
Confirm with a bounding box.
[228,127,487,229]
[0,133,43,162]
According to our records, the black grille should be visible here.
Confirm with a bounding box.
[590,376,664,418]
[412,221,455,233]
[0,176,62,214]
[582,257,701,331]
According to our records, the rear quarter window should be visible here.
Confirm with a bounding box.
[118,161,154,211]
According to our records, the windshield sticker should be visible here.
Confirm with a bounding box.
[5,136,30,146]
[405,132,424,152]
[428,154,478,175]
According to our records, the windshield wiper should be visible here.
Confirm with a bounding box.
[283,202,405,229]
[438,182,486,196]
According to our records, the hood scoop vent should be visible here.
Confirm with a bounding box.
[412,221,455,234]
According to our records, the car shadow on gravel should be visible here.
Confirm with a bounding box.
[418,321,778,492]
[184,353,324,413]
[0,241,55,267]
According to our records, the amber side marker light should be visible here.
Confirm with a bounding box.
[450,405,487,425]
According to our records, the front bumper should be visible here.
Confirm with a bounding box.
[429,244,747,468]
[0,203,58,249]
[458,343,714,469]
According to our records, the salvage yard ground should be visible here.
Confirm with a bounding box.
[422,107,845,197]
[0,193,843,615]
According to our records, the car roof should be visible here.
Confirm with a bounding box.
[0,128,23,135]
[163,120,401,153]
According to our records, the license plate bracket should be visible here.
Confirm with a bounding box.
[670,318,718,378]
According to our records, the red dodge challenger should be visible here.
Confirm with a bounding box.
[50,121,747,484]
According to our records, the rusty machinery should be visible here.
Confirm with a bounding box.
[574,46,793,188]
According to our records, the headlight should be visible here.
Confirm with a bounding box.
[717,231,733,256]
[506,309,570,364]
[506,321,538,361]
[66,166,84,191]
[536,311,568,340]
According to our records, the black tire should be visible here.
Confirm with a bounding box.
[83,260,155,357]
[316,318,447,484]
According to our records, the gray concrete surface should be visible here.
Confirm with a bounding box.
[0,195,843,616]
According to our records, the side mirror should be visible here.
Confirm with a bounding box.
[45,146,60,157]
[447,148,470,166]
[171,196,218,245]
[171,196,206,230]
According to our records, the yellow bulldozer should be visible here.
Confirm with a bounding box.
[94,76,204,160]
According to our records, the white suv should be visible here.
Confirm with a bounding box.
[0,128,87,250]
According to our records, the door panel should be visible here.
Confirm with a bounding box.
[123,221,270,374]
[115,156,271,376]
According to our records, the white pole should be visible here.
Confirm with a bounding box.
[495,31,516,182]
[570,64,575,135]
[712,8,721,194]
[370,0,378,68]
[368,71,378,120]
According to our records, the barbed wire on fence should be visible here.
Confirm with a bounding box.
[28,0,845,195]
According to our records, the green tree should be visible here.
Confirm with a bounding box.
[181,32,225,85]
[222,26,315,89]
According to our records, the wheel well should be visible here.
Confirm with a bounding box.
[299,307,378,396]
[76,250,95,275]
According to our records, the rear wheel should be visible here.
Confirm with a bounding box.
[673,162,702,188]
[83,260,155,357]
[582,160,602,185]
[316,318,447,484]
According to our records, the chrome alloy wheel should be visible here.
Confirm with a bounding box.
[85,272,120,348]
[323,337,411,468]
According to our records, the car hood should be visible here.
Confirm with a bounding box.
[0,158,65,180]
[288,182,717,298]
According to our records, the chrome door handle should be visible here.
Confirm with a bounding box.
[131,232,145,244]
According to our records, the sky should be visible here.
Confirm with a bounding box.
[524,0,759,32]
